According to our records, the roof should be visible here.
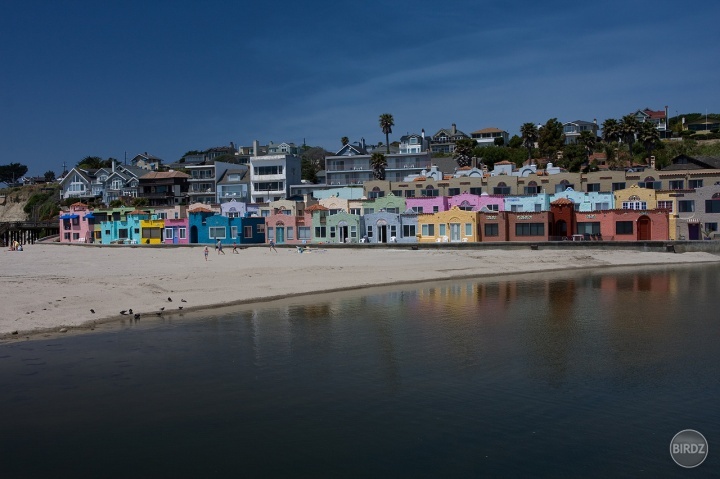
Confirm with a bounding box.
[70,202,88,207]
[128,210,150,215]
[471,127,506,134]
[662,155,720,171]
[140,171,190,179]
[305,204,330,211]
[189,207,214,213]
[551,197,574,205]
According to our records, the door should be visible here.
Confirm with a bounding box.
[450,223,461,242]
[378,225,387,243]
[556,220,567,238]
[637,216,651,240]
[688,223,700,240]
[276,227,285,244]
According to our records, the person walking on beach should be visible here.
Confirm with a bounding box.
[217,239,225,255]
[204,246,209,261]
[269,238,277,252]
[232,241,239,254]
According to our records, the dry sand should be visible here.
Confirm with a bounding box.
[2,243,719,339]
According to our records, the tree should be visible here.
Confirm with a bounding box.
[77,156,104,169]
[493,137,505,147]
[507,135,523,149]
[301,146,328,183]
[0,163,28,185]
[379,113,394,154]
[618,114,641,156]
[538,118,565,161]
[577,130,597,162]
[370,152,387,180]
[638,121,661,161]
[520,123,539,160]
[453,138,476,168]
[602,118,620,144]
[561,144,587,172]
[44,170,56,182]
[341,136,349,146]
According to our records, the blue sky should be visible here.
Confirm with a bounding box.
[2,0,719,176]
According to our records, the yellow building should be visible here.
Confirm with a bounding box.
[655,190,683,240]
[416,206,478,243]
[613,185,658,211]
[140,219,165,244]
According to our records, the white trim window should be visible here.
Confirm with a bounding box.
[231,226,238,239]
[164,228,173,240]
[209,227,226,239]
[179,228,186,239]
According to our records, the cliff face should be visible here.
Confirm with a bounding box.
[0,185,60,222]
[0,188,31,222]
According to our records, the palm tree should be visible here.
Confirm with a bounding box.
[577,130,597,162]
[379,113,394,154]
[618,114,641,156]
[453,138,476,168]
[370,152,387,180]
[601,118,620,144]
[638,121,661,161]
[341,136,349,146]
[520,122,538,161]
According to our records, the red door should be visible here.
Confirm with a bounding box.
[637,216,651,240]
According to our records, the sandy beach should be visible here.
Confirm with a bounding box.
[1,243,719,339]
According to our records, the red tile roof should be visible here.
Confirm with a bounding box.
[551,197,574,205]
[305,204,330,211]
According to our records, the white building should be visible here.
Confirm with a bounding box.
[249,154,302,203]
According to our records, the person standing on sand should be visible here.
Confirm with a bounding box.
[204,246,209,261]
[232,241,239,254]
[217,239,225,255]
[269,238,277,252]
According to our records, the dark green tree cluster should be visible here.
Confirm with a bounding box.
[0,163,28,185]
[301,146,329,183]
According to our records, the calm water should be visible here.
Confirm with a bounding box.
[1,264,719,478]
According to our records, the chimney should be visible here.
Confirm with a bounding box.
[253,140,259,156]
[451,123,457,135]
[593,118,597,125]
[650,156,656,169]
[112,158,115,173]
[421,128,425,139]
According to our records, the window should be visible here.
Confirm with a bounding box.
[64,232,70,240]
[329,227,336,238]
[668,180,684,190]
[485,204,499,212]
[458,201,474,211]
[690,179,704,189]
[403,224,416,237]
[231,226,238,239]
[422,187,438,197]
[390,225,397,238]
[267,227,274,239]
[657,201,673,212]
[594,202,609,210]
[638,180,661,189]
[705,223,718,234]
[349,208,361,215]
[253,165,283,175]
[612,182,626,191]
[421,224,435,236]
[209,227,226,239]
[410,206,422,213]
[369,188,385,199]
[287,227,294,240]
[179,228,186,239]
[439,224,446,236]
[314,226,326,238]
[392,190,402,197]
[577,222,601,234]
[404,190,415,198]
[677,200,695,213]
[432,206,439,213]
[164,228,173,240]
[329,209,341,215]
[705,199,720,213]
[555,182,574,193]
[349,226,356,239]
[622,201,647,210]
[366,225,373,238]
[298,227,311,240]
[386,207,399,214]
[73,233,80,240]
[142,228,162,240]
[515,223,544,236]
[448,188,460,196]
[118,229,128,239]
[616,221,633,235]
[244,226,253,238]
[465,223,472,236]
[72,217,79,226]
[484,224,499,237]
[469,187,482,195]
[586,183,600,193]
[524,186,540,194]
[535,204,542,212]
[261,210,270,217]
[511,205,521,212]
[494,185,511,195]
[364,208,374,214]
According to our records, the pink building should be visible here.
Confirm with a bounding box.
[405,196,449,214]
[59,202,94,243]
[265,204,313,245]
[447,192,504,212]
[163,218,189,244]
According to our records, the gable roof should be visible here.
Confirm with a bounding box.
[333,143,368,156]
[663,155,720,171]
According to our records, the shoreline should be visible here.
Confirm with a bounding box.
[2,244,719,341]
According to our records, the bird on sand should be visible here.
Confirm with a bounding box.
[128,308,133,314]
[160,307,165,311]
[179,306,183,310]
[120,310,127,315]
[134,313,140,319]
[90,309,95,314]
[181,299,187,303]
[168,297,172,302]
